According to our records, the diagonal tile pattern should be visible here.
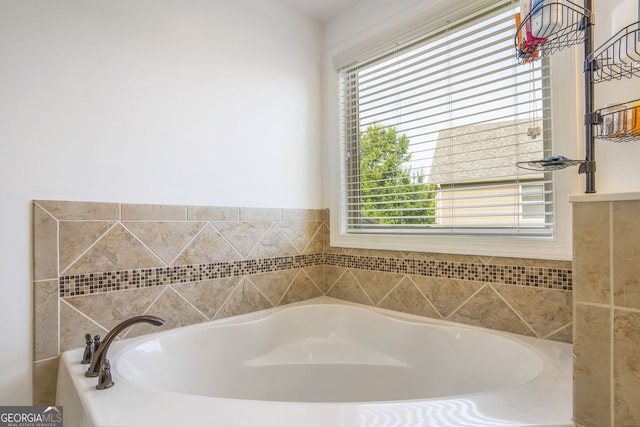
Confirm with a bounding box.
[350,269,405,306]
[124,221,206,265]
[172,223,243,265]
[59,221,116,273]
[214,221,272,258]
[324,265,346,293]
[447,285,535,336]
[411,276,484,318]
[31,200,574,407]
[247,223,298,259]
[59,301,109,353]
[302,265,324,292]
[547,323,573,342]
[277,221,323,254]
[64,286,165,331]
[247,269,300,306]
[64,224,163,275]
[327,270,373,306]
[126,286,208,338]
[378,277,440,318]
[494,283,572,338]
[172,277,242,319]
[279,269,323,305]
[214,277,273,319]
[325,264,571,341]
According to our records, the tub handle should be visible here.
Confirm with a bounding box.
[81,333,94,365]
[97,359,114,390]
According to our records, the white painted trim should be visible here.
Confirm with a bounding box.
[326,2,581,261]
[331,0,506,69]
[569,191,640,203]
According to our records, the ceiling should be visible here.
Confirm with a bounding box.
[277,0,363,22]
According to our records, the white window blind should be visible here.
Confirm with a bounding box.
[339,1,553,237]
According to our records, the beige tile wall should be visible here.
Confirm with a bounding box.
[32,200,325,405]
[32,200,573,405]
[573,199,640,427]
[324,248,572,340]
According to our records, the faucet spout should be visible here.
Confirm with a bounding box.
[85,315,165,380]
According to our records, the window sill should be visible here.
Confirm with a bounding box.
[329,226,572,261]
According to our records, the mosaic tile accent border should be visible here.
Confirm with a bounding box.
[60,254,325,297]
[60,251,572,298]
[59,252,572,298]
[325,253,572,290]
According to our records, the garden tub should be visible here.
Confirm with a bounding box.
[57,297,572,426]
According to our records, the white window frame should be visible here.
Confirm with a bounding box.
[327,0,579,260]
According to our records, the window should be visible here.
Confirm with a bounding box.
[338,1,555,239]
[520,183,546,222]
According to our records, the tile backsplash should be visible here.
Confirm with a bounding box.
[32,200,573,405]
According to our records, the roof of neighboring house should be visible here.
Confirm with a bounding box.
[428,120,545,185]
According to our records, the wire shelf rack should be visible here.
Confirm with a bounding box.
[588,22,640,83]
[515,1,590,63]
[594,99,640,142]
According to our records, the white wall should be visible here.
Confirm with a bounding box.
[0,0,323,404]
[590,0,640,194]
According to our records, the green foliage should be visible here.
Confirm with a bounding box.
[358,123,436,225]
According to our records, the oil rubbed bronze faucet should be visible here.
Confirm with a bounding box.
[85,315,165,390]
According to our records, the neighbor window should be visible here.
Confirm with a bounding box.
[338,1,553,238]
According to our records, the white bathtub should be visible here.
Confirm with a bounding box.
[57,297,572,427]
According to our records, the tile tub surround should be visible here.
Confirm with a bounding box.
[324,250,572,340]
[572,196,640,427]
[32,201,326,405]
[32,200,573,405]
